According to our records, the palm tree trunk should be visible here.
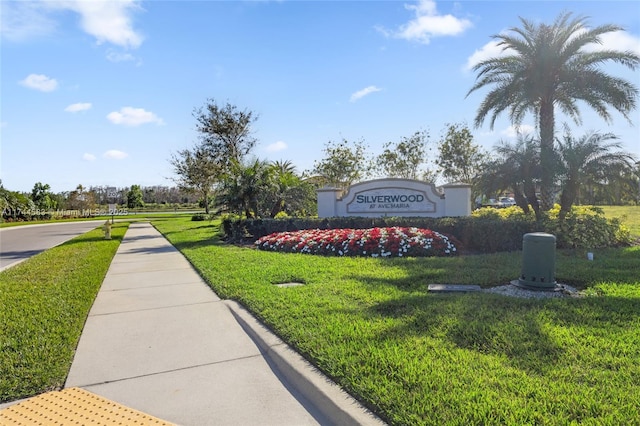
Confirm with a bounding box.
[512,187,530,214]
[539,100,555,211]
[270,198,284,218]
[524,182,541,221]
[559,182,577,222]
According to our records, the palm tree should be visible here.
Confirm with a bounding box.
[556,130,636,220]
[271,160,297,176]
[267,161,301,218]
[479,134,541,218]
[217,159,273,218]
[467,11,639,210]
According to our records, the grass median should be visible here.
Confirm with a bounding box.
[154,216,640,425]
[0,222,128,403]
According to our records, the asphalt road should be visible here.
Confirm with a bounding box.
[0,221,106,271]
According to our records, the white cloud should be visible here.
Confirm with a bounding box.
[350,86,382,102]
[47,0,144,49]
[83,153,97,161]
[103,150,129,160]
[65,102,92,113]
[501,124,535,138]
[20,74,58,92]
[585,31,640,55]
[464,40,510,71]
[266,141,288,152]
[384,0,472,44]
[0,1,57,41]
[2,0,143,49]
[106,107,164,126]
[106,49,136,63]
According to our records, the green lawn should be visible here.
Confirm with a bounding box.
[599,205,640,237]
[0,223,129,402]
[154,217,640,425]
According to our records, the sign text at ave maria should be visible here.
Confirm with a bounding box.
[346,187,436,214]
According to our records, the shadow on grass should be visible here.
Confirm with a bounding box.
[166,233,224,252]
[1,249,45,260]
[152,217,640,358]
[339,254,522,292]
[58,234,125,245]
[153,222,220,238]
[365,291,640,375]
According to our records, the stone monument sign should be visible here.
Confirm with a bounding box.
[317,179,471,218]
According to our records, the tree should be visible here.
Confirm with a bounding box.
[170,145,220,214]
[194,99,258,172]
[30,182,57,210]
[630,161,640,205]
[556,130,636,220]
[216,159,273,218]
[215,159,316,218]
[312,138,372,189]
[0,180,9,214]
[375,130,432,180]
[1,180,35,220]
[467,12,640,210]
[436,123,486,184]
[479,134,541,218]
[126,184,145,209]
[265,161,316,217]
[66,184,96,212]
[271,160,297,176]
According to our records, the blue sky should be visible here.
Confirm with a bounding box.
[2,0,639,193]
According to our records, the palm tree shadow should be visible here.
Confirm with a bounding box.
[366,289,640,376]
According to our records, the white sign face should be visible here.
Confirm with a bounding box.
[108,204,117,214]
[346,187,436,214]
[106,187,118,199]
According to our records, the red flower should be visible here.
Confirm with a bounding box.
[255,227,457,258]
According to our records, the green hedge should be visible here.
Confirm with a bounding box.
[222,205,632,253]
[222,216,539,252]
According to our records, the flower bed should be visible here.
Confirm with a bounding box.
[255,227,458,257]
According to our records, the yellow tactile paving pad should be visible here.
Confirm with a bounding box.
[0,387,175,425]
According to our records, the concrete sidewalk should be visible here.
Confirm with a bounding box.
[63,222,383,426]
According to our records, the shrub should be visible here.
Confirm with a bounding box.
[472,206,534,220]
[543,205,632,248]
[191,213,207,221]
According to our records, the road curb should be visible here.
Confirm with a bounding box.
[224,300,386,426]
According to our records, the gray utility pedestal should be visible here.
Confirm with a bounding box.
[514,232,557,290]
